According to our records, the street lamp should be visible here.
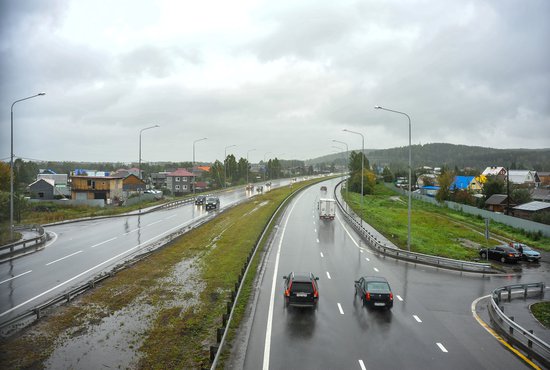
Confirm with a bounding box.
[193,137,207,195]
[224,144,236,188]
[10,92,46,240]
[139,125,159,180]
[246,149,256,184]
[263,151,272,181]
[375,105,412,251]
[332,139,349,177]
[343,129,364,226]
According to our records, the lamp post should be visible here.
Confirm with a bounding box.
[193,137,207,195]
[10,92,46,240]
[246,149,256,185]
[224,144,236,188]
[343,129,364,226]
[333,139,349,205]
[139,125,159,181]
[263,151,272,181]
[375,105,412,251]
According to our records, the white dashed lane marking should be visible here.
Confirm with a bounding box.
[413,315,422,323]
[437,343,448,353]
[359,359,367,370]
[326,272,331,279]
[373,267,379,272]
[90,237,117,248]
[365,257,370,261]
[45,250,83,266]
[396,295,404,301]
[337,303,344,315]
[320,252,324,258]
[0,270,32,285]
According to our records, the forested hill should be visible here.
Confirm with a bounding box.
[367,143,550,171]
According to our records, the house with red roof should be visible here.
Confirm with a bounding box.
[166,168,196,195]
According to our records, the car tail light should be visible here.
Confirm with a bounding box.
[389,292,393,300]
[366,292,371,301]
[285,281,292,296]
[508,253,514,257]
[313,283,319,298]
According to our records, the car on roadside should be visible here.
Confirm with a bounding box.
[479,245,521,263]
[205,196,220,210]
[509,242,541,262]
[195,195,206,205]
[283,272,319,309]
[354,276,393,309]
[320,186,327,191]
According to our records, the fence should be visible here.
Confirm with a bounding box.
[335,181,494,274]
[0,225,48,262]
[389,184,550,237]
[488,282,549,368]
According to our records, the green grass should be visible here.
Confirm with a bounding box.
[0,177,324,369]
[531,302,550,328]
[344,183,550,260]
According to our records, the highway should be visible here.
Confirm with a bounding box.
[0,179,290,325]
[239,177,545,370]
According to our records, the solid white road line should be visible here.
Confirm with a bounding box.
[263,191,305,370]
[338,303,344,315]
[147,220,162,227]
[326,272,331,279]
[359,359,367,370]
[436,343,448,353]
[0,270,32,285]
[413,315,422,323]
[0,217,197,319]
[373,267,379,272]
[45,250,83,266]
[90,237,117,248]
[396,295,404,301]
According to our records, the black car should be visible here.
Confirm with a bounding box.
[195,195,206,205]
[354,276,393,309]
[479,245,521,263]
[205,196,220,210]
[283,272,319,309]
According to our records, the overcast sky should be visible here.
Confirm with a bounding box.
[1,0,549,164]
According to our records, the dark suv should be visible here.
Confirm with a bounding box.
[479,245,521,263]
[205,196,220,210]
[355,276,393,309]
[195,195,206,205]
[283,272,319,309]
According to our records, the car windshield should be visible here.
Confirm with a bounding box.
[207,198,217,202]
[291,282,313,293]
[367,282,390,292]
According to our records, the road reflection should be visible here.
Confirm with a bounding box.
[351,293,393,333]
[284,307,317,339]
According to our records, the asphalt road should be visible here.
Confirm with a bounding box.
[240,177,547,370]
[0,178,294,325]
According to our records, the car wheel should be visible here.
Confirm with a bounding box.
[500,256,506,263]
[480,252,486,259]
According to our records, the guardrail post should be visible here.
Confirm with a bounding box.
[222,314,228,327]
[217,327,224,343]
[528,330,534,348]
[509,316,514,335]
[210,345,218,362]
[524,286,528,299]
[507,287,512,302]
[35,308,41,319]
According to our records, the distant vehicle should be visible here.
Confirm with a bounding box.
[283,272,319,309]
[205,196,220,210]
[479,245,521,263]
[318,198,336,220]
[257,186,263,193]
[245,184,254,191]
[355,276,393,309]
[509,242,541,262]
[320,185,327,191]
[265,182,272,187]
[195,195,206,205]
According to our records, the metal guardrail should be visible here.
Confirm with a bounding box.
[489,282,549,368]
[0,225,48,262]
[334,180,494,274]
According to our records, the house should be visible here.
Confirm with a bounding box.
[512,201,550,221]
[150,171,170,189]
[120,174,146,192]
[28,178,56,200]
[508,170,540,188]
[194,181,209,191]
[416,174,437,188]
[166,168,196,195]
[71,175,123,204]
[450,176,483,192]
[482,166,507,178]
[485,194,515,213]
[531,188,550,202]
[538,172,550,187]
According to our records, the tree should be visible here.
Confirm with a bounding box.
[381,167,394,183]
[0,162,10,192]
[511,188,531,205]
[224,154,238,185]
[209,161,224,188]
[237,157,249,183]
[348,151,370,174]
[436,170,455,203]
[483,175,505,200]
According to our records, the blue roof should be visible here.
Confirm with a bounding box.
[451,176,474,190]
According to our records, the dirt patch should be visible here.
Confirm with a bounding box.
[457,238,483,250]
[389,196,405,203]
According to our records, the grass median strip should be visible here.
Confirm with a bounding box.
[0,179,322,369]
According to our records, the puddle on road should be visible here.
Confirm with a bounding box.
[44,258,203,369]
